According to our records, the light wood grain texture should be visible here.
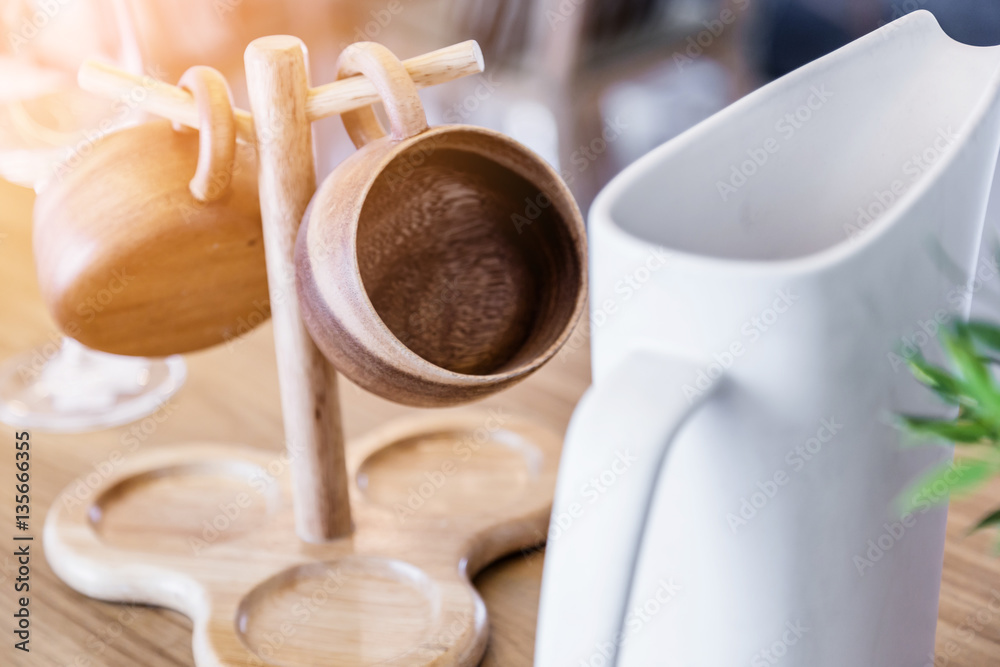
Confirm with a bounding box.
[44,413,561,666]
[32,115,268,357]
[2,179,1000,665]
[297,43,587,407]
[244,36,352,543]
[176,66,238,204]
[77,41,485,144]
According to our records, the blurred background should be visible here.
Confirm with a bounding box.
[2,0,1000,211]
[8,0,1000,439]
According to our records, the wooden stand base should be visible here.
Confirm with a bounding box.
[45,412,560,666]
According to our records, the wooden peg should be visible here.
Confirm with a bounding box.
[78,40,484,144]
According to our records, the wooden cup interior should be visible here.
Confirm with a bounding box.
[356,134,582,376]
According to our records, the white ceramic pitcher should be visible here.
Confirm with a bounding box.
[535,11,1000,667]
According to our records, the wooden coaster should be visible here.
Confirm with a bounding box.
[45,411,560,666]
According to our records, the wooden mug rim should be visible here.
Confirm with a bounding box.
[299,123,588,405]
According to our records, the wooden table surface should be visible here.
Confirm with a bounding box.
[1,176,1000,666]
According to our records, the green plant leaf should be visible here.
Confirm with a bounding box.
[944,324,992,388]
[897,416,990,444]
[898,458,998,515]
[967,321,1000,353]
[900,317,1000,541]
[940,325,1000,424]
[906,356,965,405]
[970,507,1000,534]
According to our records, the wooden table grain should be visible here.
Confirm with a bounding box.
[1,176,999,666]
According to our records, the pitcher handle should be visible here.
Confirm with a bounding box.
[535,348,723,666]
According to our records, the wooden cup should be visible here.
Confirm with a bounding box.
[296,42,587,407]
[33,66,268,357]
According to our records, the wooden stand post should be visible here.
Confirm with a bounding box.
[244,36,351,542]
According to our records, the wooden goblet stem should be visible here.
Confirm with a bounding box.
[244,35,351,542]
[78,40,484,143]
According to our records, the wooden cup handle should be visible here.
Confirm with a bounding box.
[177,66,237,203]
[336,42,430,149]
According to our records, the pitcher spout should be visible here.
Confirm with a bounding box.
[593,10,1000,269]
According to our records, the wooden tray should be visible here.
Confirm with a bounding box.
[45,411,560,666]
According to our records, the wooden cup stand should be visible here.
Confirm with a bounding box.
[44,37,563,666]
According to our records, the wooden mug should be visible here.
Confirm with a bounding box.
[296,42,587,407]
[33,66,269,357]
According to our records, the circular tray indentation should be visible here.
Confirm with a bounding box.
[357,426,544,517]
[237,557,440,666]
[90,461,279,553]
